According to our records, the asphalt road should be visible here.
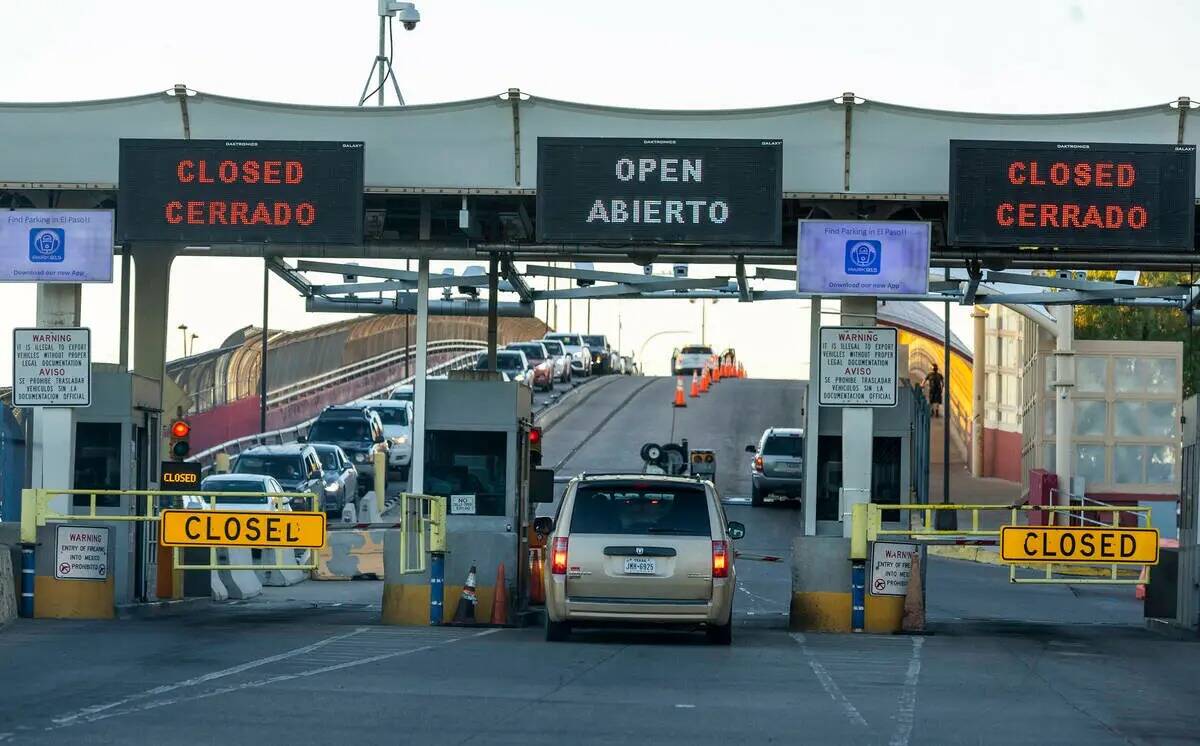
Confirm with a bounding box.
[2,375,1196,745]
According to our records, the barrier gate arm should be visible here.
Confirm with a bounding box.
[863,502,1154,585]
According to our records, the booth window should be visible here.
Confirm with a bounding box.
[423,430,507,516]
[73,422,122,507]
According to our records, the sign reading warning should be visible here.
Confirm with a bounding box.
[948,140,1196,250]
[818,327,898,407]
[1000,526,1159,564]
[118,139,364,245]
[159,509,326,549]
[12,327,91,407]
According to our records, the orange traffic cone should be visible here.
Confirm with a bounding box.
[738,363,745,378]
[673,377,687,407]
[700,369,710,393]
[452,564,478,623]
[490,563,510,625]
[689,372,700,398]
[713,363,721,383]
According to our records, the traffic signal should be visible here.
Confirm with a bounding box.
[528,426,543,467]
[169,419,191,461]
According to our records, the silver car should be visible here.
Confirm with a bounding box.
[747,428,804,506]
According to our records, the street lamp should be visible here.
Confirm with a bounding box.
[639,330,689,374]
[189,333,199,357]
[177,324,188,357]
[358,1,421,106]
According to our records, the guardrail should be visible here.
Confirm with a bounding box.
[861,502,1154,585]
[188,344,486,472]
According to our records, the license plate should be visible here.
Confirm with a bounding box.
[623,557,656,575]
[777,462,802,472]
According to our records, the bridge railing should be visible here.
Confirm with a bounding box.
[187,345,486,473]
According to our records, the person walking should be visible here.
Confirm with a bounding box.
[926,363,945,418]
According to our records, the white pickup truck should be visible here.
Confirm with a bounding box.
[672,344,713,375]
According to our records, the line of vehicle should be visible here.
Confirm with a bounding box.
[551,376,661,472]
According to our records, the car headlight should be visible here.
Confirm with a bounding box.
[354,452,367,463]
[394,435,408,445]
[324,483,340,493]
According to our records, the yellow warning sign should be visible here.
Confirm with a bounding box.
[999,526,1158,565]
[160,510,326,549]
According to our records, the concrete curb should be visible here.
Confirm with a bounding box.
[928,545,1140,578]
[535,374,625,434]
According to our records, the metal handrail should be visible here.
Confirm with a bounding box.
[188,347,485,469]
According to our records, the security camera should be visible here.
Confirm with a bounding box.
[381,1,421,29]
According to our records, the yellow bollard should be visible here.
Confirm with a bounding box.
[430,496,447,553]
[20,489,37,544]
[850,503,868,560]
[374,450,387,513]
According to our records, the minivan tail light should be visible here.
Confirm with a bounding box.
[753,456,763,472]
[551,537,569,575]
[712,541,729,578]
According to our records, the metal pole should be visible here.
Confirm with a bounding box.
[487,254,499,371]
[1053,302,1075,518]
[260,259,269,434]
[404,258,410,380]
[701,300,706,345]
[803,297,821,536]
[587,299,591,334]
[411,258,430,494]
[376,16,386,106]
[971,307,987,477]
[936,267,957,530]
[118,251,131,370]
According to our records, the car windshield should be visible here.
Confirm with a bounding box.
[313,448,341,470]
[232,456,305,482]
[390,390,413,402]
[509,344,546,362]
[199,478,272,505]
[763,435,804,457]
[309,419,372,443]
[569,485,711,536]
[547,334,582,346]
[583,335,605,347]
[541,340,564,354]
[371,407,408,426]
[682,346,713,355]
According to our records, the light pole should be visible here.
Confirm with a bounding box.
[189,333,199,357]
[358,1,421,107]
[177,324,188,357]
[639,330,690,375]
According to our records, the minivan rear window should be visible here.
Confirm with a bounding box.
[681,346,712,355]
[569,485,711,536]
[763,435,804,457]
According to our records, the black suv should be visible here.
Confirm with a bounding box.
[304,406,387,496]
[231,444,324,510]
[583,335,612,374]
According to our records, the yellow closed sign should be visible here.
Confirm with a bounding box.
[1000,526,1159,565]
[159,510,327,549]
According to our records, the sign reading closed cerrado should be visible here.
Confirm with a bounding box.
[118,139,364,245]
[536,137,782,245]
[159,509,326,549]
[949,140,1196,250]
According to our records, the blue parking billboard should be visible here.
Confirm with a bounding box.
[0,210,114,283]
[797,220,930,296]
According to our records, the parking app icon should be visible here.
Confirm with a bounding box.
[845,240,881,275]
[29,228,65,263]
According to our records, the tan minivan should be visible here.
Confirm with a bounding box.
[536,473,745,645]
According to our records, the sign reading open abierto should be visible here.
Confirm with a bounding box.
[536,138,782,246]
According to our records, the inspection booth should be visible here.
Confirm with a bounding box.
[30,364,167,618]
[383,378,537,624]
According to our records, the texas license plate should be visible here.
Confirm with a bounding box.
[623,557,656,575]
[777,462,802,472]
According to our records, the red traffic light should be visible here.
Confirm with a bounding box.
[170,420,191,439]
[528,427,542,446]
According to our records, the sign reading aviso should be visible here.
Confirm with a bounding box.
[536,138,782,246]
[949,140,1196,250]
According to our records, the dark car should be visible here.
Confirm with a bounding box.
[231,444,324,511]
[747,427,805,506]
[583,335,613,374]
[310,443,359,516]
[305,406,388,496]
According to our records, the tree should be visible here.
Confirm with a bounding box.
[1074,271,1198,397]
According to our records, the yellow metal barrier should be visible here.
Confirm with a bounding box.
[21,488,320,571]
[862,502,1154,585]
[391,492,447,576]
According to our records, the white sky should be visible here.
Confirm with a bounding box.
[2,0,1198,383]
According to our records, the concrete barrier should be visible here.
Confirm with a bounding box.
[252,546,308,587]
[314,529,385,580]
[790,535,905,634]
[216,548,262,599]
[381,527,512,626]
[0,546,16,628]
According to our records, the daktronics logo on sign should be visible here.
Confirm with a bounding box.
[949,140,1196,250]
[536,138,782,246]
[118,139,364,244]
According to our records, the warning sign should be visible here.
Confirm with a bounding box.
[870,541,916,596]
[55,525,109,581]
[12,327,91,407]
[818,326,897,407]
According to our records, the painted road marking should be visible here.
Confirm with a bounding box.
[791,633,870,730]
[888,637,924,746]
